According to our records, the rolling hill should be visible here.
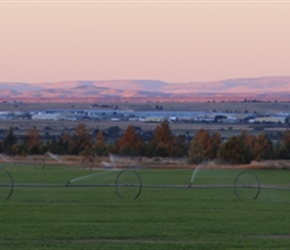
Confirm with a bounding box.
[1,76,290,103]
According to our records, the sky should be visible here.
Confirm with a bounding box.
[0,1,290,84]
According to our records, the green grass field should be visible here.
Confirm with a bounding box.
[1,163,290,249]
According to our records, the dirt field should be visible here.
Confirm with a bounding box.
[2,101,290,113]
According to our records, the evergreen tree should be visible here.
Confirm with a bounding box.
[217,136,252,165]
[173,134,188,157]
[3,127,17,155]
[275,142,289,160]
[0,141,3,153]
[277,129,290,159]
[45,139,59,154]
[58,133,70,155]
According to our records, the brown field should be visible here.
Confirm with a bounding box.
[2,101,290,113]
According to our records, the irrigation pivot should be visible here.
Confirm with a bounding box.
[234,171,261,201]
[115,169,142,200]
[2,167,290,202]
[0,168,14,201]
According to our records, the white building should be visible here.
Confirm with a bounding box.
[31,113,61,120]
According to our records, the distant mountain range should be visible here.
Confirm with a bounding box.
[1,76,290,103]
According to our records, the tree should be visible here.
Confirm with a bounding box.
[252,133,273,161]
[241,130,256,160]
[274,141,289,160]
[188,129,211,164]
[92,130,107,156]
[69,123,92,155]
[217,136,252,165]
[58,133,70,155]
[3,127,17,155]
[147,121,175,157]
[209,131,222,159]
[0,141,3,153]
[278,129,290,159]
[115,125,145,156]
[24,127,42,154]
[188,129,221,164]
[44,139,59,154]
[106,126,121,138]
[173,134,188,157]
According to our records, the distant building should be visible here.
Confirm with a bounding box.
[249,116,286,124]
[31,113,61,120]
[144,116,165,123]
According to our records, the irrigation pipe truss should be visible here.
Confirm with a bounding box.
[1,168,289,202]
[1,183,290,190]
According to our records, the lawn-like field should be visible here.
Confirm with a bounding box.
[1,163,290,249]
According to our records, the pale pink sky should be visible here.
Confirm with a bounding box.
[0,1,290,84]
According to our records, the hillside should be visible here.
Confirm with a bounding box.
[1,76,290,103]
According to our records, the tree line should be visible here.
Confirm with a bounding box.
[1,121,290,165]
